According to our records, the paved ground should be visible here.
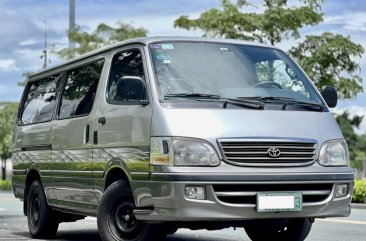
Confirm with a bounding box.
[1,191,365,241]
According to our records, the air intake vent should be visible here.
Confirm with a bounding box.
[218,139,317,167]
[213,183,332,205]
[93,131,98,145]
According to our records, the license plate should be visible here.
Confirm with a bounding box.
[257,192,302,212]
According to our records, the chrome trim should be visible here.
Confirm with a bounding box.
[52,170,92,174]
[215,190,330,197]
[133,209,154,215]
[130,172,149,179]
[93,170,105,178]
[53,187,94,192]
[212,184,335,208]
[217,138,317,167]
[12,169,26,175]
[40,170,52,174]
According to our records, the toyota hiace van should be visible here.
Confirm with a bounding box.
[12,37,353,241]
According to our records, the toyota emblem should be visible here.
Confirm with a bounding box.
[267,147,281,158]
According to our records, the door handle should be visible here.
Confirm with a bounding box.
[84,124,90,144]
[98,117,106,125]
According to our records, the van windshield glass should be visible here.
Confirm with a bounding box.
[149,42,323,105]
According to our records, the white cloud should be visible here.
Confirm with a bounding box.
[334,106,366,135]
[324,12,366,33]
[18,38,37,46]
[0,59,19,72]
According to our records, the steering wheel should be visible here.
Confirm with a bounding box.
[252,81,283,89]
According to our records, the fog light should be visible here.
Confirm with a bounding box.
[335,184,348,198]
[185,186,206,200]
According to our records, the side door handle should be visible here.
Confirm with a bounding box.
[84,124,90,144]
[98,117,106,125]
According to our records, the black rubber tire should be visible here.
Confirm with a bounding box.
[27,180,59,238]
[97,180,163,241]
[244,218,312,241]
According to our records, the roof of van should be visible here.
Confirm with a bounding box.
[29,36,278,80]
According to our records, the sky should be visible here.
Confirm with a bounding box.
[0,0,366,129]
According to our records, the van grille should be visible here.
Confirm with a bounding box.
[213,183,333,205]
[218,140,317,167]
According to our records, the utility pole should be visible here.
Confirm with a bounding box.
[40,18,48,69]
[69,0,76,49]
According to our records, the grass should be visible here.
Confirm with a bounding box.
[0,180,12,190]
[353,180,366,203]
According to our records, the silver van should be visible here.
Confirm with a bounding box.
[12,37,353,241]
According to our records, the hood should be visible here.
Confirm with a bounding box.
[151,108,343,146]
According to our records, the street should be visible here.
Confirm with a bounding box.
[1,191,365,241]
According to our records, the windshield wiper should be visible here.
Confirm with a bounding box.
[237,96,325,111]
[198,98,264,109]
[164,93,221,99]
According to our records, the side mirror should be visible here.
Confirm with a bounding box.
[116,76,149,105]
[320,86,337,108]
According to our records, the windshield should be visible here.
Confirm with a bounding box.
[149,42,323,105]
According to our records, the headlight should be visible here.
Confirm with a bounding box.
[319,139,349,166]
[150,137,220,166]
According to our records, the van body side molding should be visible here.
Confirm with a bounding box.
[21,144,52,151]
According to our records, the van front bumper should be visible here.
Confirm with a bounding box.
[133,172,354,222]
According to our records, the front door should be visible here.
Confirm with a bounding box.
[92,47,152,201]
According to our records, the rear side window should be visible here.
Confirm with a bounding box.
[107,49,145,102]
[59,59,104,119]
[21,74,62,125]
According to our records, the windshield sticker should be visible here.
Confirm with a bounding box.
[161,43,174,50]
[155,52,171,61]
[163,59,171,64]
[150,44,161,49]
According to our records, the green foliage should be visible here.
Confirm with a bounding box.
[18,71,35,87]
[289,33,364,99]
[0,102,19,180]
[174,0,323,45]
[174,0,364,100]
[353,180,366,203]
[0,180,12,190]
[57,21,148,60]
[335,112,364,168]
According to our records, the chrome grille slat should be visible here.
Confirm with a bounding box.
[226,157,314,160]
[219,140,317,167]
[215,190,330,197]
[221,144,315,147]
[213,184,333,205]
[224,151,315,155]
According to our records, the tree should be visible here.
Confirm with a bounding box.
[289,33,364,99]
[174,0,364,99]
[335,112,364,169]
[57,21,148,60]
[0,102,18,180]
[355,134,366,178]
[175,0,323,45]
[18,71,35,87]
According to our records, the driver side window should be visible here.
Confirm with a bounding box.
[255,60,309,97]
[107,49,145,102]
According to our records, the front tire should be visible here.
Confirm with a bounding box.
[27,180,59,238]
[97,180,163,241]
[244,218,312,241]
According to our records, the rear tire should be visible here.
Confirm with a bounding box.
[97,180,163,241]
[27,180,59,238]
[244,218,312,241]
